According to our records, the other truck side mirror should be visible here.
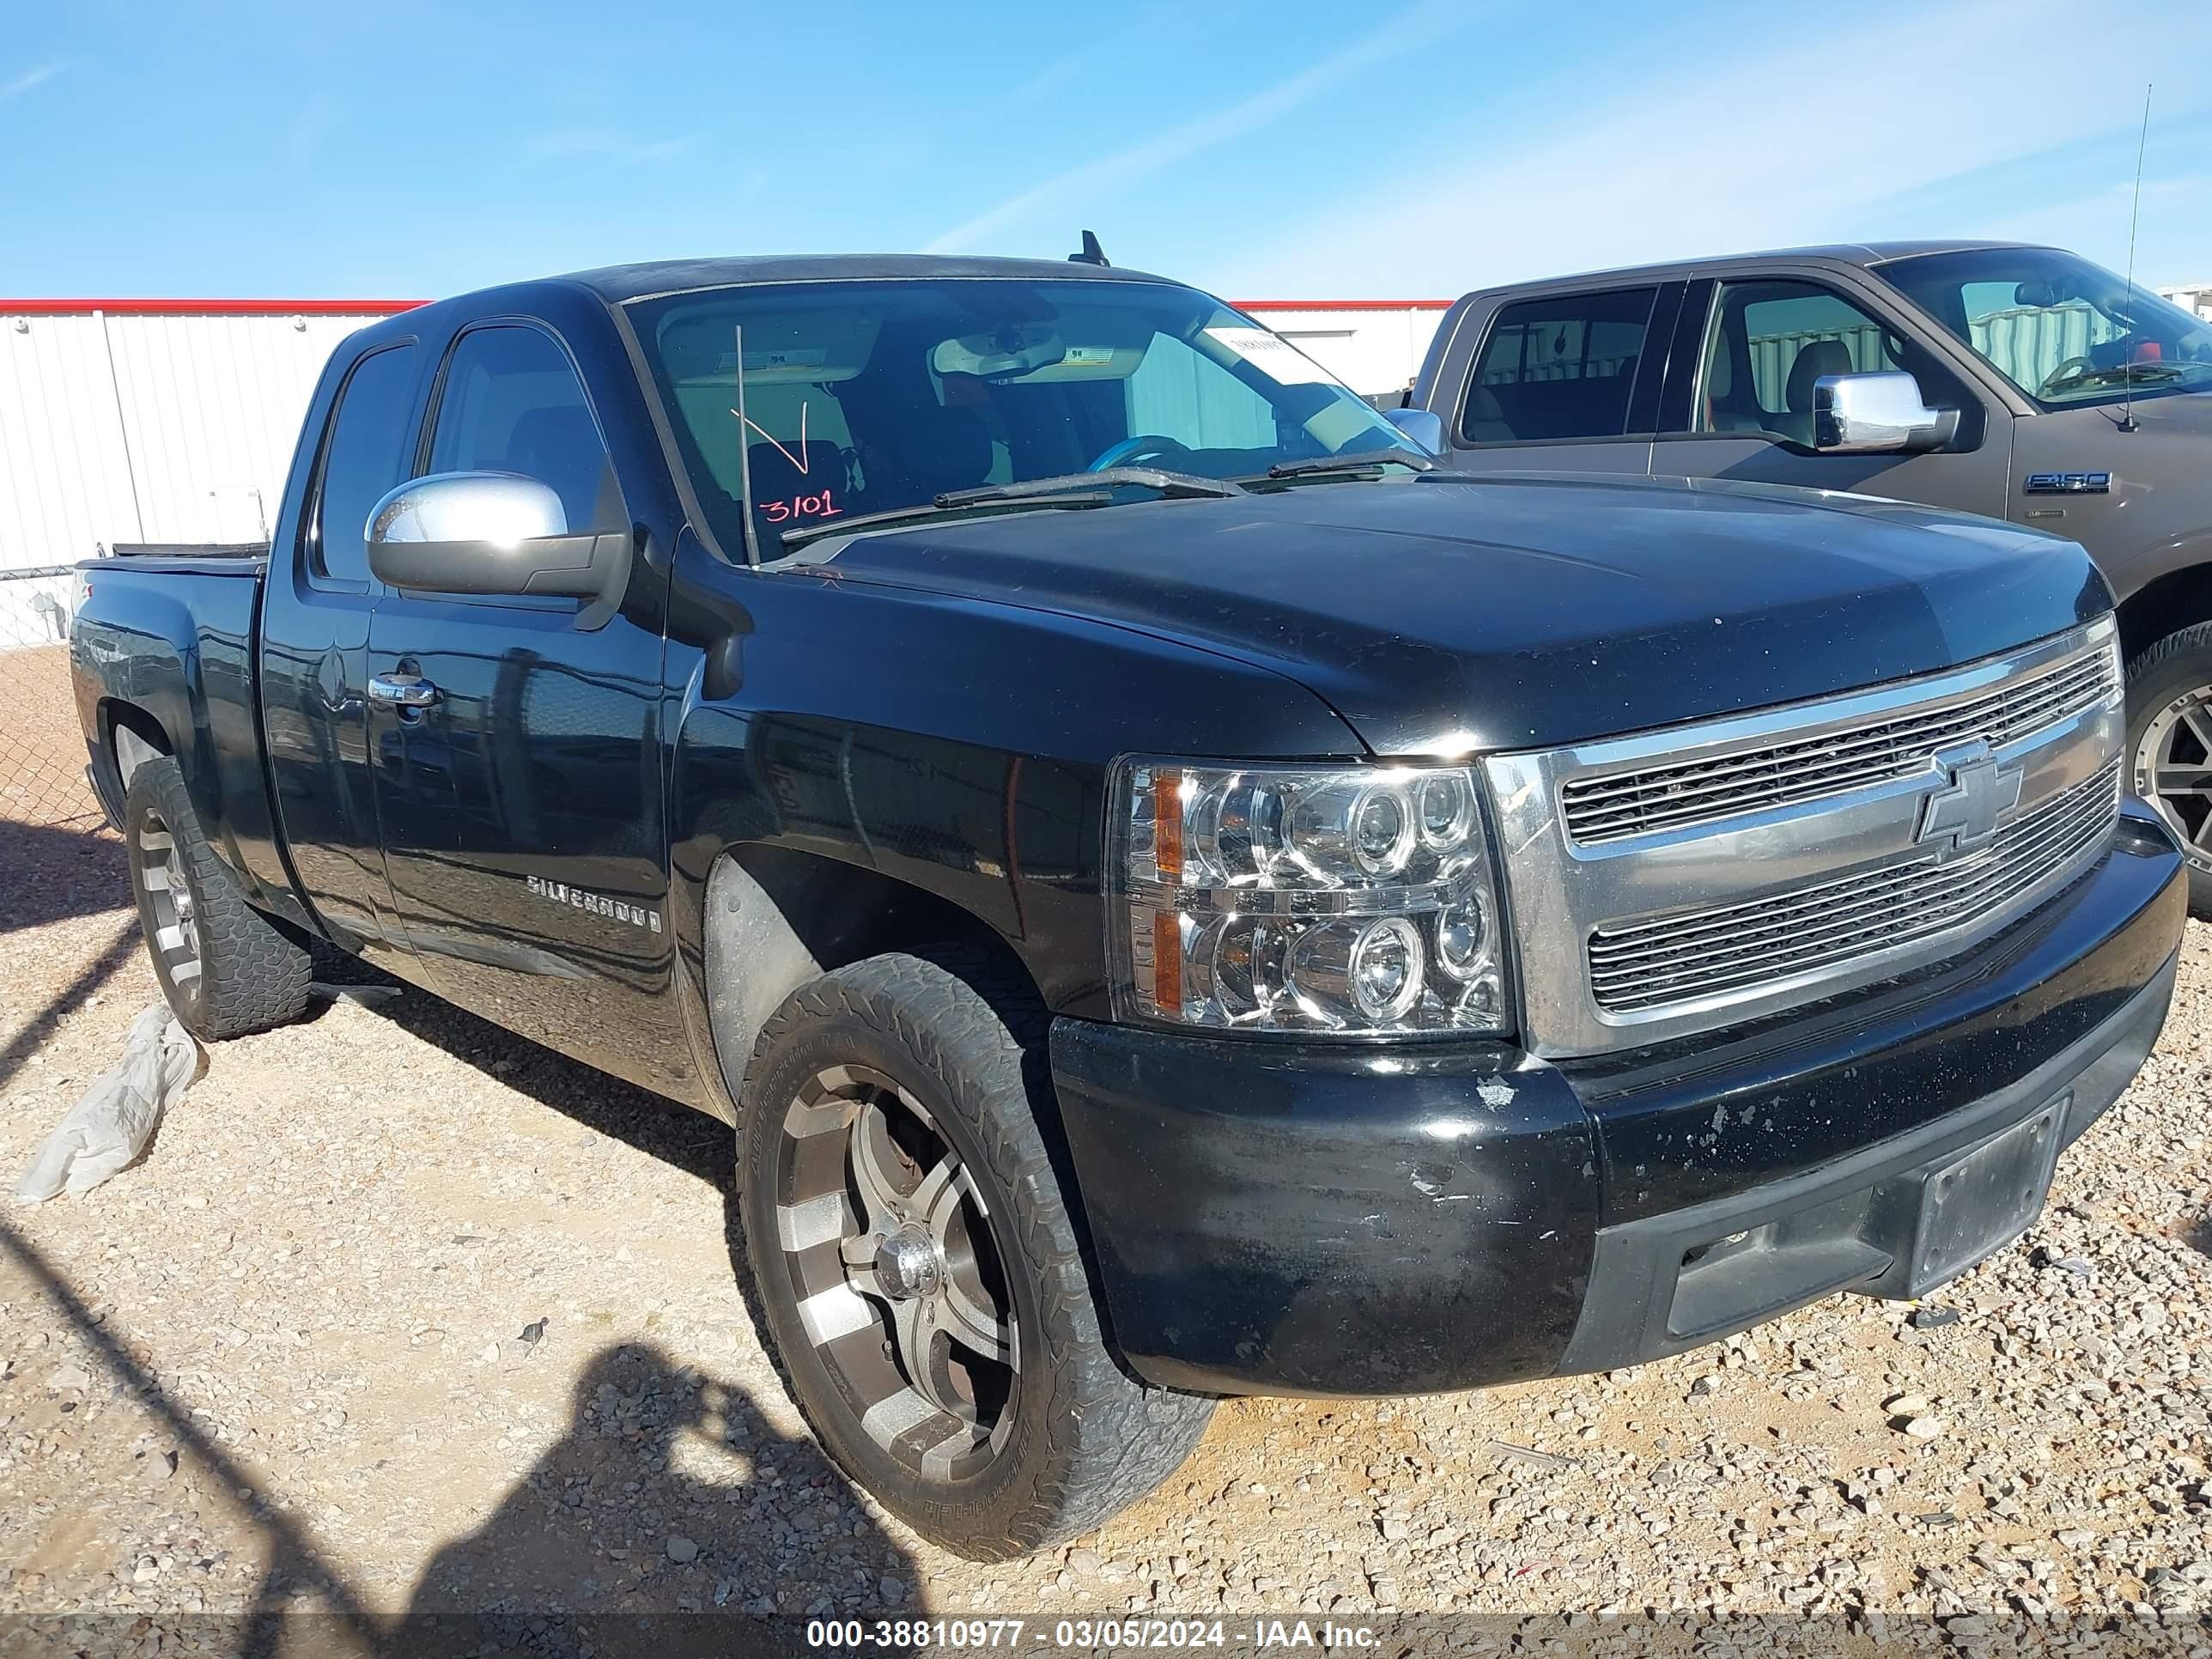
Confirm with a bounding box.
[364,472,629,605]
[1811,372,1958,456]
[1385,407,1445,455]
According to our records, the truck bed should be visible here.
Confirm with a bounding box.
[71,551,270,866]
[94,543,270,578]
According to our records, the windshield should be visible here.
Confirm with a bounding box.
[626,278,1418,557]
[1875,246,2212,409]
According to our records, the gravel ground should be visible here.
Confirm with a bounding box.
[2,642,105,830]
[2,834,2209,1649]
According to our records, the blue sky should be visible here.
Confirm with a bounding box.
[3,0,2208,301]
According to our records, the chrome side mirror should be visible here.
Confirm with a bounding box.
[1812,372,1957,455]
[1385,406,1445,455]
[365,472,626,604]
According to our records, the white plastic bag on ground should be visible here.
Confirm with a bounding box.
[14,1002,200,1202]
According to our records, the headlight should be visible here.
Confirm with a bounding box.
[1107,758,1511,1036]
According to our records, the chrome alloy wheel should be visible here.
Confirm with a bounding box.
[135,810,204,991]
[772,1064,1018,1482]
[2135,687,2212,869]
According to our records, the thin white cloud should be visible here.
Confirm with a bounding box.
[1212,0,2208,297]
[0,61,64,106]
[926,0,1478,253]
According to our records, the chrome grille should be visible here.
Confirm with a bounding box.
[1483,617,2128,1058]
[1560,641,2120,845]
[1587,758,2122,1015]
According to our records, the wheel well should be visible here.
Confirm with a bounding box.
[702,843,1044,1109]
[2117,565,2212,665]
[100,701,172,793]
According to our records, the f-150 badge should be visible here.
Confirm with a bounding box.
[526,876,662,933]
[2024,471,2112,494]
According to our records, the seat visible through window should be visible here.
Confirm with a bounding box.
[1693,279,1971,446]
[428,325,623,533]
[505,406,621,531]
[1777,338,1856,446]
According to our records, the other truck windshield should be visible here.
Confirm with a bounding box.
[627,278,1418,558]
[1876,246,2212,410]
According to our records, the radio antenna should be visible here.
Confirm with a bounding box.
[732,324,763,566]
[2118,82,2153,434]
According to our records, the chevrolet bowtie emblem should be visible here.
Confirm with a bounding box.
[1916,742,2022,854]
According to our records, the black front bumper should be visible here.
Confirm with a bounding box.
[1049,803,2185,1397]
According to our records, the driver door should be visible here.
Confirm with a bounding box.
[365,317,687,1097]
[1652,274,2011,514]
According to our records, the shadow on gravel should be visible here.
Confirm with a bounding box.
[337,968,733,1189]
[0,817,130,934]
[3,936,909,1655]
[0,1213,386,1659]
[2185,1214,2212,1261]
[399,1340,916,1647]
[3,1216,906,1656]
[329,975,938,1644]
[0,914,141,1096]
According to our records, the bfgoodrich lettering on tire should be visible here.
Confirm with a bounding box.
[124,756,312,1042]
[738,949,1214,1560]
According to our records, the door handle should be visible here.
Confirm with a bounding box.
[367,672,442,709]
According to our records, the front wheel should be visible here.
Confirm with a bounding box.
[739,951,1213,1560]
[2127,623,2212,919]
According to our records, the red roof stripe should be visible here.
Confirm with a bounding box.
[0,299,426,317]
[1236,299,1454,311]
[3,297,1451,318]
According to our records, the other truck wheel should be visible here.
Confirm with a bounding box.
[738,950,1214,1560]
[2128,623,2212,919]
[124,756,313,1042]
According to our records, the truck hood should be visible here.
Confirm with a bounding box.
[812,473,2106,755]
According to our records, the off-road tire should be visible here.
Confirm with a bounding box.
[739,949,1214,1560]
[124,755,313,1041]
[2125,623,2212,919]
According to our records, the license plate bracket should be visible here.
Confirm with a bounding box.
[1908,1100,2066,1291]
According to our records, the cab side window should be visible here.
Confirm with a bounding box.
[310,343,421,584]
[1693,280,1971,445]
[428,326,623,532]
[1462,288,1656,444]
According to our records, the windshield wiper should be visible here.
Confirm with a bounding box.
[934,466,1247,507]
[778,466,1246,550]
[2048,362,2196,393]
[1237,449,1435,484]
[779,491,1111,549]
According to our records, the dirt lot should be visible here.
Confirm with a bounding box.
[2,819,2209,1653]
[0,643,103,832]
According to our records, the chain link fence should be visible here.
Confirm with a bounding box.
[2,563,104,832]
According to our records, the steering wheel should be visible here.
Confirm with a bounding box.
[2039,356,2097,396]
[1087,434,1192,471]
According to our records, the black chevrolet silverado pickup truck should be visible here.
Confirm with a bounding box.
[72,254,2186,1559]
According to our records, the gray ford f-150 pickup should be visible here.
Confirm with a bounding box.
[1402,241,2212,913]
[72,252,2185,1559]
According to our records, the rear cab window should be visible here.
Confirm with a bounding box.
[1460,287,1658,444]
[309,343,422,586]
